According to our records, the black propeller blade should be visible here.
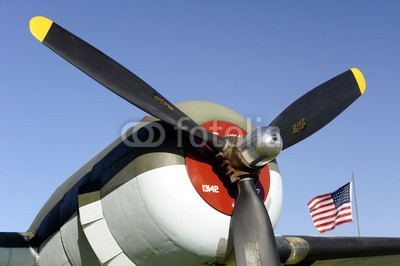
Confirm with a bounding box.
[269,68,365,150]
[29,16,226,151]
[232,178,280,266]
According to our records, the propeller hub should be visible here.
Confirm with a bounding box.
[238,126,283,167]
[217,126,282,183]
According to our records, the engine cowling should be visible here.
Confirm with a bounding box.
[101,101,282,265]
[37,101,283,266]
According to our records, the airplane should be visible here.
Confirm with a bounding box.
[1,15,399,266]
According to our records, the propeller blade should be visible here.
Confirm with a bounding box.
[269,68,366,150]
[29,16,226,151]
[232,178,280,266]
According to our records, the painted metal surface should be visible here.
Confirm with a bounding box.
[79,184,135,265]
[0,247,37,266]
[185,120,271,215]
[59,216,99,265]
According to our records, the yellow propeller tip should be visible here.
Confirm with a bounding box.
[350,68,366,95]
[29,16,53,42]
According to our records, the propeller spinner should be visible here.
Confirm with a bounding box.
[29,16,365,265]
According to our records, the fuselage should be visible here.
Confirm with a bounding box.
[3,101,283,266]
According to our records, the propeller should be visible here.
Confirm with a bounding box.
[228,68,365,265]
[28,16,226,151]
[29,16,366,265]
[269,68,366,150]
[232,178,280,266]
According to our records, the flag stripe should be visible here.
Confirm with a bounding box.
[311,202,342,215]
[317,218,353,233]
[313,206,352,223]
[308,182,353,233]
[310,201,333,211]
[314,211,353,226]
[307,193,330,207]
[311,204,351,218]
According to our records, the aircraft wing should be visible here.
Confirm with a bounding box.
[277,235,400,265]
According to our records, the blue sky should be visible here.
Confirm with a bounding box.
[1,1,399,237]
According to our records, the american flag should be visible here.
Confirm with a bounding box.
[308,182,353,233]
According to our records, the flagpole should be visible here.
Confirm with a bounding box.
[351,172,361,237]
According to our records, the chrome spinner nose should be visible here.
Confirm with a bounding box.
[238,126,283,167]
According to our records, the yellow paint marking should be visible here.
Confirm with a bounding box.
[153,94,174,111]
[292,118,306,134]
[29,16,53,42]
[351,68,366,95]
